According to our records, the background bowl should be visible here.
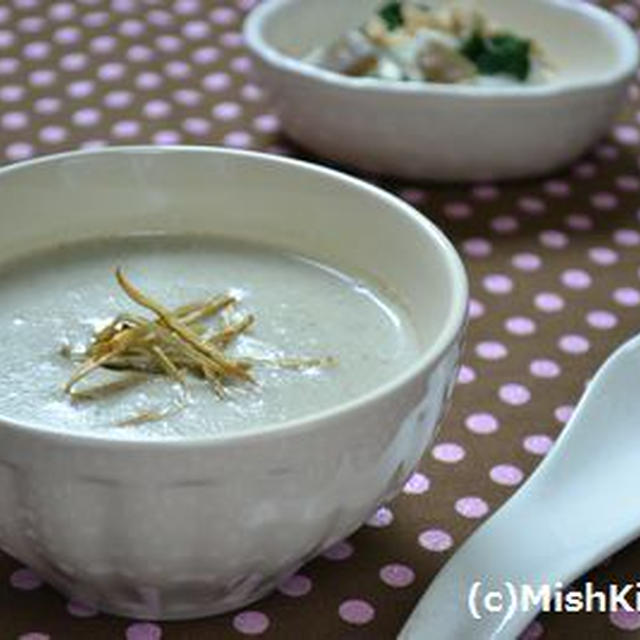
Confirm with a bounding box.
[245,0,639,181]
[0,147,467,620]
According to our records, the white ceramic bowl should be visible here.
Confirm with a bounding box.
[0,147,467,620]
[245,0,639,181]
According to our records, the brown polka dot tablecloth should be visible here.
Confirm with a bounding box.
[0,0,640,638]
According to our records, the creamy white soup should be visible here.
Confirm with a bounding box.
[0,235,420,439]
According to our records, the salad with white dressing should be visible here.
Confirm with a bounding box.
[305,1,551,86]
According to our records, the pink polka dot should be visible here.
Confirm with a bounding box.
[39,125,67,144]
[60,52,88,71]
[164,60,191,78]
[66,79,95,98]
[614,124,640,145]
[518,197,546,214]
[10,568,43,590]
[444,201,471,219]
[224,130,252,148]
[544,180,570,196]
[586,310,618,330]
[0,56,19,74]
[529,358,561,378]
[23,41,50,59]
[490,464,524,486]
[403,472,430,494]
[278,574,312,597]
[512,252,542,271]
[558,334,590,354]
[555,405,574,423]
[505,316,536,336]
[432,442,465,463]
[323,540,353,561]
[136,71,162,90]
[609,610,640,630]
[112,0,136,11]
[29,69,57,87]
[127,44,154,63]
[174,0,200,15]
[19,16,45,33]
[465,412,499,434]
[539,230,568,249]
[534,292,564,313]
[112,120,141,138]
[192,45,219,65]
[103,90,133,108]
[366,506,394,528]
[233,611,270,635]
[418,528,453,551]
[380,563,415,588]
[1,111,28,130]
[212,101,241,121]
[125,623,162,640]
[72,107,101,127]
[0,30,15,48]
[84,12,110,29]
[182,117,211,136]
[524,434,553,455]
[202,71,231,92]
[54,25,81,44]
[499,383,531,406]
[18,635,50,640]
[455,496,489,518]
[564,213,593,231]
[468,298,485,319]
[0,84,25,102]
[49,2,76,20]
[67,600,98,617]
[253,113,280,133]
[211,7,238,24]
[617,174,640,191]
[462,237,492,258]
[457,364,475,384]
[483,274,513,295]
[613,287,640,306]
[143,99,172,119]
[614,228,640,246]
[34,97,61,114]
[5,141,34,160]
[155,35,182,53]
[591,192,618,210]
[491,215,518,233]
[152,130,182,145]
[172,88,201,106]
[561,268,592,290]
[119,18,146,37]
[221,31,244,48]
[573,162,597,178]
[596,144,618,160]
[475,341,507,360]
[241,83,264,102]
[147,9,173,26]
[472,183,499,200]
[589,246,618,266]
[183,20,210,39]
[339,599,375,625]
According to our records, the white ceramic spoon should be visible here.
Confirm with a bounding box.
[399,332,640,639]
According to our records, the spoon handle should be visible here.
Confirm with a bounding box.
[399,333,640,639]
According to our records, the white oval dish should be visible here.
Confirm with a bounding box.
[244,0,639,181]
[0,146,467,620]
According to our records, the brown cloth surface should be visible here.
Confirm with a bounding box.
[1,0,640,638]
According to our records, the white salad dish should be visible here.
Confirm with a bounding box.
[0,146,467,620]
[244,0,639,181]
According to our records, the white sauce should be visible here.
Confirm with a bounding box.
[0,236,420,439]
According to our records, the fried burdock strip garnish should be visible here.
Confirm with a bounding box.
[62,268,335,426]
